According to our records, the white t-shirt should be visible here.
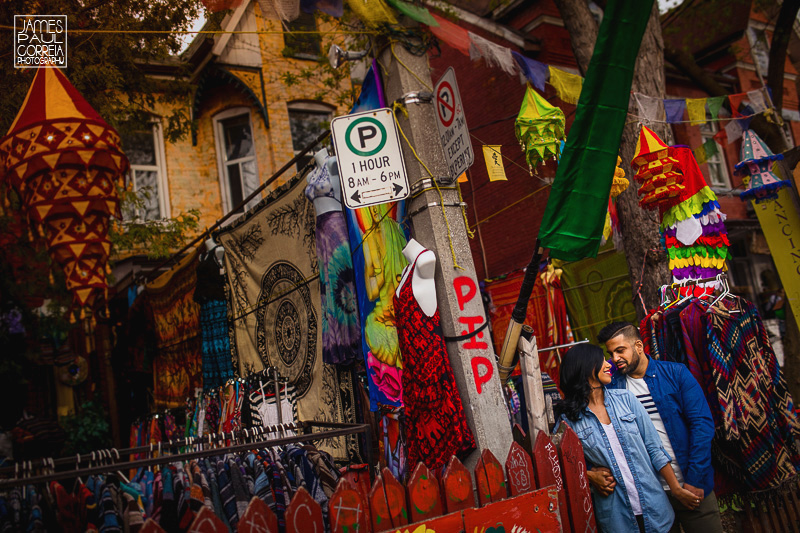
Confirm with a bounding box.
[601,422,642,515]
[626,377,685,490]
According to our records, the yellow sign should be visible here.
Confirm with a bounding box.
[483,145,507,181]
[752,187,800,323]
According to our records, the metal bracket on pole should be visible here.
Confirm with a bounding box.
[396,91,433,105]
[406,201,467,219]
[410,177,458,195]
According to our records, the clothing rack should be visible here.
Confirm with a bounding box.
[0,421,370,490]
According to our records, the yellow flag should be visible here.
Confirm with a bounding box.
[686,98,707,126]
[483,145,507,181]
[548,66,583,105]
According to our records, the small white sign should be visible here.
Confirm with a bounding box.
[434,67,474,181]
[331,108,410,210]
[14,15,67,69]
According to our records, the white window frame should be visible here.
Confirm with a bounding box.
[699,120,730,190]
[124,120,170,222]
[213,107,260,214]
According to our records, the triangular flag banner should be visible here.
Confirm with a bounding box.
[747,89,767,113]
[713,128,727,145]
[725,119,742,144]
[429,13,471,56]
[539,0,655,260]
[385,0,437,26]
[512,51,548,92]
[635,93,665,123]
[664,99,687,123]
[729,93,747,117]
[686,98,707,126]
[468,32,517,76]
[548,66,583,105]
[704,137,719,159]
[694,144,708,164]
[707,96,726,119]
[483,145,507,181]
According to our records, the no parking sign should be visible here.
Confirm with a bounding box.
[434,67,474,181]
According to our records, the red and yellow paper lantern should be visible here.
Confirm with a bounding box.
[0,68,128,320]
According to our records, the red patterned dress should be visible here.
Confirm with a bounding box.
[393,253,476,472]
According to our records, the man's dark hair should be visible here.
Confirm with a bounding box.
[597,322,640,345]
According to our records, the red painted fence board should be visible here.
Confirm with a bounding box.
[407,462,444,522]
[330,478,369,533]
[239,497,279,533]
[559,425,598,533]
[506,441,535,496]
[441,456,474,513]
[188,507,227,533]
[534,430,570,530]
[369,467,409,531]
[286,487,324,533]
[463,487,563,533]
[474,449,506,506]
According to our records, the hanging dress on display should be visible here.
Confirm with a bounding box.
[304,159,362,365]
[393,251,475,471]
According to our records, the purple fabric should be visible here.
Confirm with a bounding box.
[663,220,727,238]
[671,266,723,279]
[664,99,687,123]
[512,51,548,92]
[373,59,387,107]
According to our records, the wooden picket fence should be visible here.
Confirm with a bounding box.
[141,424,598,533]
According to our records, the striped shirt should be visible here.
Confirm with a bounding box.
[626,377,685,489]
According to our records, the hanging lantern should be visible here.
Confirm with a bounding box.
[601,157,628,245]
[631,126,685,211]
[735,129,791,203]
[514,85,565,172]
[0,69,128,319]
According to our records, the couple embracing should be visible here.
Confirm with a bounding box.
[555,323,723,533]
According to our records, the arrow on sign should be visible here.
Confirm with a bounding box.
[351,190,361,204]
[392,183,404,196]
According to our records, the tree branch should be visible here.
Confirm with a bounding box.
[550,0,598,75]
[767,0,800,115]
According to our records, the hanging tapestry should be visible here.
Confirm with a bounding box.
[347,64,409,411]
[216,174,354,460]
[538,0,655,260]
[146,249,202,409]
[484,266,573,386]
[557,244,638,345]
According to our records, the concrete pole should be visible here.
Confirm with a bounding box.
[377,43,513,469]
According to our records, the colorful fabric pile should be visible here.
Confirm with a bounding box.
[0,68,128,319]
[632,127,729,291]
[735,129,792,203]
[514,85,566,172]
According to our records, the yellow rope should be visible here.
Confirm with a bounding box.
[392,101,463,270]
[390,42,432,91]
[456,182,475,239]
[0,24,376,35]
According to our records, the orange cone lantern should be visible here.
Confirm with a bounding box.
[0,68,128,320]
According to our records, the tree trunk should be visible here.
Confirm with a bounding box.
[554,0,671,318]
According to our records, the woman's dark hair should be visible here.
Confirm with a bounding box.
[554,344,606,422]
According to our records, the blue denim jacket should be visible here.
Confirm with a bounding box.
[608,357,715,495]
[561,389,675,533]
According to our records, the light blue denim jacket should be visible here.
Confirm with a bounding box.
[560,389,676,533]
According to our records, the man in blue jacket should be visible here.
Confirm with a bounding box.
[588,322,722,533]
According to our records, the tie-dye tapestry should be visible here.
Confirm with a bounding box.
[347,61,409,410]
[216,173,358,461]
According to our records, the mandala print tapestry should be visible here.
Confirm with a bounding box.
[146,249,202,408]
[217,174,356,461]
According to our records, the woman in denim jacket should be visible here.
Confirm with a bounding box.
[555,345,699,532]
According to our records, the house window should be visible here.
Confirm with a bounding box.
[699,121,730,189]
[288,102,333,170]
[121,122,169,222]
[213,108,260,213]
[283,12,321,60]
